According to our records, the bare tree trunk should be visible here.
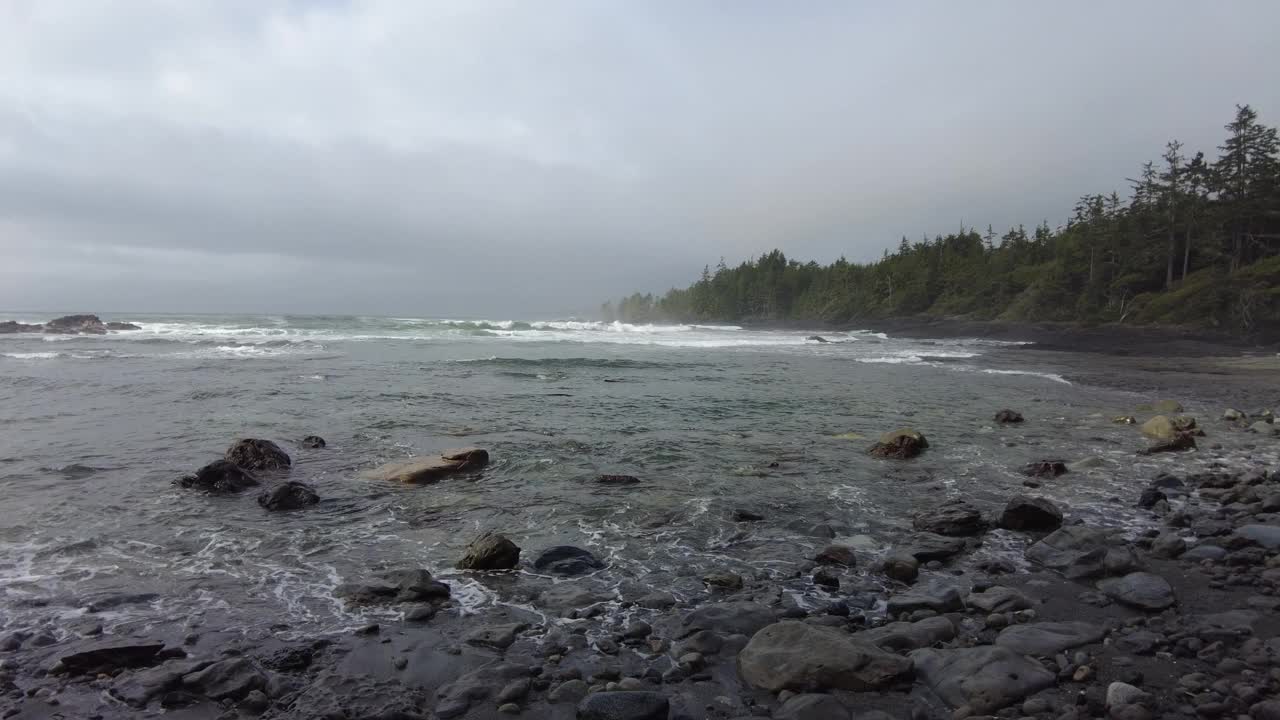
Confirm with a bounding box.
[1166,228,1175,289]
[1182,223,1191,281]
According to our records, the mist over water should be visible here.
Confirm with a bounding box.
[0,314,1255,645]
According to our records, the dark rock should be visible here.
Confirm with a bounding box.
[906,533,967,562]
[261,640,329,672]
[180,658,266,701]
[966,586,1033,613]
[110,660,210,707]
[436,662,533,719]
[868,428,929,459]
[0,320,42,334]
[994,409,1024,424]
[1023,460,1068,478]
[807,335,829,343]
[812,568,840,590]
[774,693,851,720]
[995,621,1105,656]
[814,544,856,566]
[1138,433,1197,455]
[738,621,912,692]
[704,570,745,590]
[1026,525,1135,579]
[300,435,326,449]
[731,508,764,522]
[1183,544,1227,561]
[1114,630,1164,655]
[577,691,669,720]
[910,645,1056,714]
[44,314,107,334]
[464,623,525,649]
[886,581,963,615]
[533,546,605,576]
[881,550,919,582]
[595,474,640,485]
[105,322,142,331]
[225,438,292,471]
[177,459,260,494]
[1137,488,1167,509]
[362,447,490,484]
[1151,532,1186,559]
[681,602,775,638]
[998,495,1063,531]
[457,532,522,570]
[862,616,955,652]
[1234,524,1280,550]
[1097,572,1176,610]
[912,499,986,536]
[58,642,166,675]
[257,481,319,511]
[334,568,449,605]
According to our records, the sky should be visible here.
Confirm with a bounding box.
[2,1,1279,317]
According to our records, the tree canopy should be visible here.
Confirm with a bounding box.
[605,105,1280,336]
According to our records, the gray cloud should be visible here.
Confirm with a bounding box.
[2,1,1279,316]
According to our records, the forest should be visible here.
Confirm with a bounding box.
[603,105,1280,336]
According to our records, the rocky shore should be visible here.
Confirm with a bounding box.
[0,314,140,335]
[2,408,1279,720]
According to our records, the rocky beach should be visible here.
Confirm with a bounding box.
[1,315,1279,720]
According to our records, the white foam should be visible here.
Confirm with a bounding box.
[980,368,1072,385]
[1,351,61,360]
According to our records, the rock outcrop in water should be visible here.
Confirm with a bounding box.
[105,321,142,331]
[257,481,320,511]
[457,532,521,570]
[868,428,928,459]
[225,438,292,471]
[300,435,326,449]
[533,545,605,575]
[911,499,986,536]
[334,569,450,606]
[993,408,1024,423]
[1141,414,1198,440]
[177,460,260,494]
[44,314,108,334]
[362,447,489,484]
[0,320,43,334]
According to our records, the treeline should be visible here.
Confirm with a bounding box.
[603,105,1280,335]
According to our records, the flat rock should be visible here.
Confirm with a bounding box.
[905,533,967,562]
[111,660,210,707]
[681,602,775,638]
[998,495,1063,531]
[1097,572,1175,610]
[966,586,1033,613]
[995,621,1105,656]
[1234,524,1280,550]
[533,545,605,575]
[361,448,489,484]
[464,623,524,649]
[1026,525,1136,579]
[181,657,266,701]
[334,569,449,605]
[738,621,912,692]
[59,642,166,675]
[912,499,985,536]
[595,474,640,485]
[1183,543,1227,561]
[886,581,963,615]
[774,693,851,720]
[577,691,669,720]
[862,616,955,652]
[910,645,1056,714]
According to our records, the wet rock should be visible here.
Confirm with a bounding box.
[1139,433,1197,455]
[105,321,142,331]
[812,568,840,590]
[533,546,605,575]
[44,314,107,334]
[995,621,1105,656]
[967,586,1033,613]
[181,658,266,701]
[912,499,986,536]
[881,550,919,582]
[862,616,956,652]
[1141,415,1196,441]
[334,569,450,605]
[636,591,677,610]
[682,602,775,638]
[1234,524,1280,550]
[362,447,489,484]
[774,693,851,720]
[731,508,764,522]
[225,438,292,471]
[300,435,326,449]
[457,532,522,570]
[906,533,967,562]
[994,409,1024,424]
[1023,460,1068,478]
[261,640,329,672]
[548,678,589,703]
[910,645,1056,715]
[1136,488,1166,509]
[1248,421,1279,436]
[814,544,857,566]
[807,335,829,343]
[0,320,42,334]
[257,481,319,511]
[110,660,211,707]
[1026,525,1135,579]
[465,623,525,649]
[868,428,929,459]
[1183,543,1226,561]
[177,460,260,494]
[886,581,963,615]
[1150,532,1186,558]
[436,662,533,719]
[539,585,610,613]
[577,691,669,720]
[704,571,745,590]
[58,642,166,675]
[999,495,1063,531]
[596,474,640,485]
[738,621,912,692]
[1097,572,1175,610]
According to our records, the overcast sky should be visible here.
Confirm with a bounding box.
[2,1,1279,317]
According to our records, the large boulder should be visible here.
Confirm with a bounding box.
[361,448,489,484]
[457,532,521,570]
[44,314,107,334]
[180,658,266,701]
[912,499,985,536]
[225,438,292,471]
[868,429,929,459]
[532,545,604,576]
[994,621,1105,656]
[1097,572,1175,610]
[1140,415,1197,441]
[998,495,1063,531]
[681,602,775,638]
[966,586,1033,614]
[577,691,669,720]
[862,616,955,652]
[58,643,166,675]
[1025,525,1137,579]
[334,569,449,606]
[1234,524,1280,550]
[257,481,319,511]
[177,460,260,494]
[1249,421,1280,436]
[905,533,967,562]
[886,581,963,615]
[911,645,1055,715]
[738,621,913,692]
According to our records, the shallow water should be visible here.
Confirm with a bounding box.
[0,314,1270,643]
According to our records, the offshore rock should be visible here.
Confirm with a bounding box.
[868,428,928,459]
[257,481,319,511]
[178,460,260,494]
[0,321,43,333]
[362,447,489,484]
[44,313,107,334]
[994,409,1024,423]
[225,438,292,471]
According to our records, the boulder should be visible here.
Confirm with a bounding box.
[44,313,107,334]
[362,447,489,484]
[862,616,956,652]
[458,532,522,570]
[912,499,985,536]
[814,544,857,566]
[1106,681,1153,718]
[1222,408,1245,421]
[1022,460,1067,478]
[704,571,745,590]
[577,691,669,720]
[58,642,166,675]
[257,481,319,511]
[1234,524,1280,550]
[1139,433,1197,454]
[1150,532,1186,558]
[110,660,210,707]
[1140,415,1196,441]
[334,569,449,606]
[435,662,533,719]
[886,581,963,615]
[105,322,142,331]
[731,508,764,522]
[1097,572,1175,610]
[0,320,43,334]
[881,550,919,582]
[1249,421,1279,436]
[464,623,525,649]
[998,495,1063,531]
[774,694,850,720]
[1136,487,1166,509]
[1026,525,1135,579]
[737,621,913,692]
[300,435,326,449]
[905,533,967,562]
[595,474,640,485]
[225,438,292,471]
[681,602,775,638]
[993,409,1024,424]
[177,460,260,494]
[910,645,1055,714]
[180,658,266,701]
[868,429,929,459]
[994,621,1105,656]
[533,546,604,576]
[966,586,1033,614]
